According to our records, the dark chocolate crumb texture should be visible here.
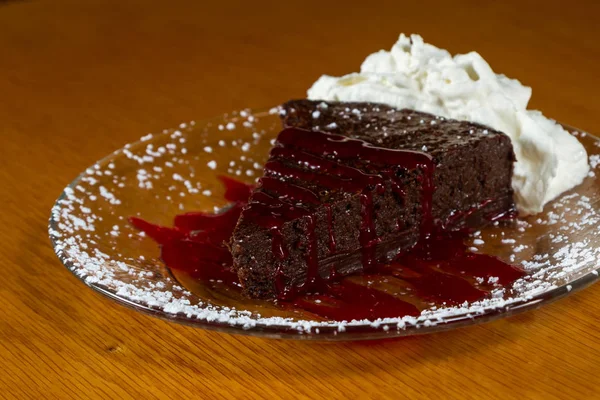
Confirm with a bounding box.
[229,100,516,299]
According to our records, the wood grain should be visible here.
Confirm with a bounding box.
[0,0,599,398]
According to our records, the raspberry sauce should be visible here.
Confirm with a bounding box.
[130,155,524,321]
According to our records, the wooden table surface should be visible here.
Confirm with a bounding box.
[1,0,599,398]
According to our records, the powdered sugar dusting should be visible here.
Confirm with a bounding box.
[48,110,600,337]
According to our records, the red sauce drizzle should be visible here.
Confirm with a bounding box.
[129,204,241,285]
[292,281,420,320]
[130,128,525,321]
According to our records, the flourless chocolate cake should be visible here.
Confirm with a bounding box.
[229,100,516,299]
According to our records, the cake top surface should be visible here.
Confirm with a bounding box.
[281,99,508,159]
[239,100,511,234]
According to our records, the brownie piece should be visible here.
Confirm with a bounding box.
[229,100,515,299]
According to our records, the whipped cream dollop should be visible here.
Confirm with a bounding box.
[307,34,589,215]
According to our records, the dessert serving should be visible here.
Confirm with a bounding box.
[49,34,600,339]
[231,100,516,299]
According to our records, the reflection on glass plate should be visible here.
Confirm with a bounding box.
[49,108,600,340]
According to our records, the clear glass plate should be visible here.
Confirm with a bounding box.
[48,107,600,340]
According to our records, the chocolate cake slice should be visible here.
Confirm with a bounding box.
[229,100,516,299]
